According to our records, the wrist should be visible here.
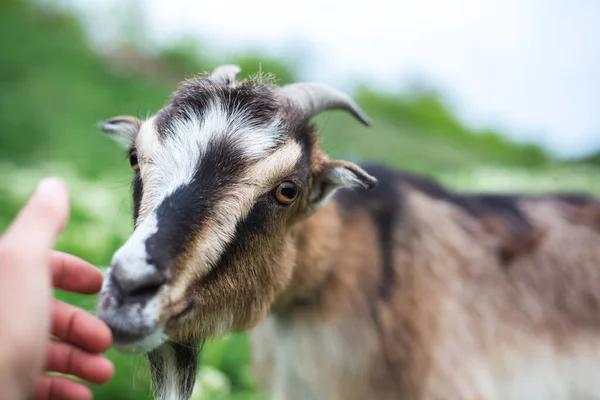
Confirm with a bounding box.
[0,340,42,400]
[0,352,28,400]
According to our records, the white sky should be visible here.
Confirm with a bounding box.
[63,0,600,158]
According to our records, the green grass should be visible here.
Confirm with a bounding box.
[1,0,600,399]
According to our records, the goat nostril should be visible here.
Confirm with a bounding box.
[128,281,164,298]
[109,270,124,303]
[109,262,166,302]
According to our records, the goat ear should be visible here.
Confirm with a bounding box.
[309,160,378,211]
[99,116,141,148]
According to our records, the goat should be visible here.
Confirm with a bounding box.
[97,65,600,400]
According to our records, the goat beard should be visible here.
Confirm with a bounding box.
[146,338,205,400]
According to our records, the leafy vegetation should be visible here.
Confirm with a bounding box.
[1,0,599,399]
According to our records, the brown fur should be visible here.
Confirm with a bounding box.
[249,182,600,400]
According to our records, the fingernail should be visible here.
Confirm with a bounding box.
[101,357,115,371]
[35,177,66,197]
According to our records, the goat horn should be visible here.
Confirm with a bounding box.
[279,82,371,126]
[209,64,241,83]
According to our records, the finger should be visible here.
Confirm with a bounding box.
[0,178,70,388]
[32,375,92,400]
[52,299,112,353]
[50,251,103,294]
[0,178,69,256]
[45,340,114,384]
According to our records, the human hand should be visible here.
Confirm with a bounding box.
[33,251,115,400]
[0,178,114,400]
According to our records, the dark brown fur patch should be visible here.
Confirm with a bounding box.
[480,216,548,264]
[335,163,402,301]
[384,170,549,265]
[563,202,600,231]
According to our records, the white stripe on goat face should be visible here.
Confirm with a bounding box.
[136,100,284,218]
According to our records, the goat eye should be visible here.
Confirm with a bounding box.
[274,182,299,205]
[129,152,139,172]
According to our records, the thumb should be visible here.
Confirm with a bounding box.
[1,177,70,254]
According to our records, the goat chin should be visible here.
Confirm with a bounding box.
[111,327,167,355]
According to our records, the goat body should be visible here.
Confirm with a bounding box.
[252,164,600,400]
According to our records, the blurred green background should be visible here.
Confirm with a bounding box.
[1,0,600,399]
